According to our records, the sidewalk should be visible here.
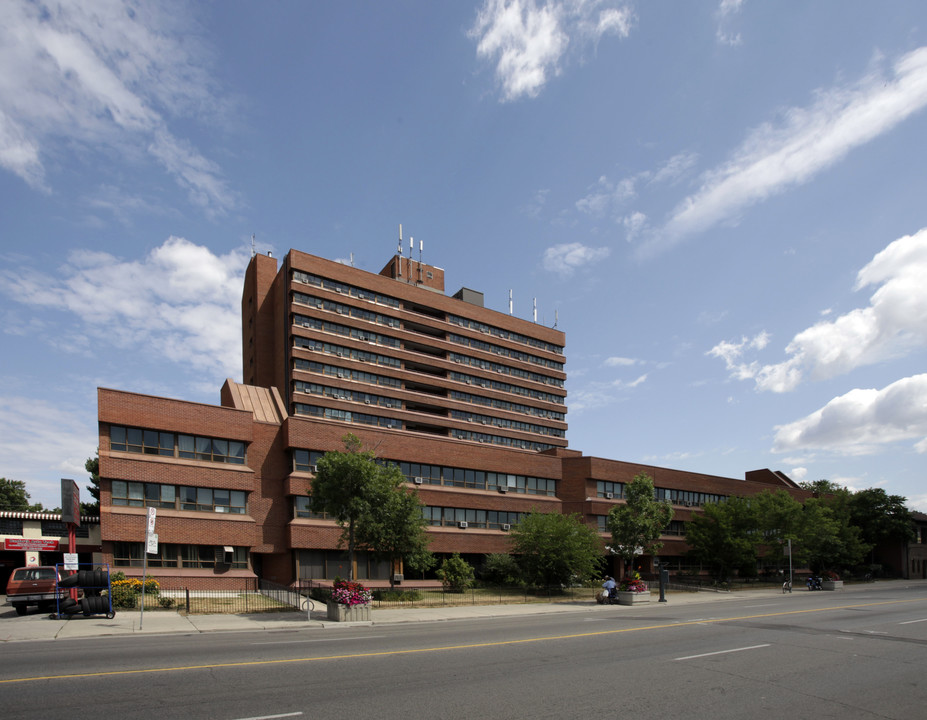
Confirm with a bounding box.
[0,585,803,643]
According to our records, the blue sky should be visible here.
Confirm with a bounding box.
[2,1,926,512]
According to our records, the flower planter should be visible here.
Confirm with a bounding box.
[327,601,371,622]
[617,591,650,606]
[821,580,844,591]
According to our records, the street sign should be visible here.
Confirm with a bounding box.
[147,507,157,534]
[146,533,159,554]
[63,553,79,570]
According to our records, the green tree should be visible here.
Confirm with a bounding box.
[509,511,603,587]
[607,473,674,575]
[794,497,865,574]
[0,478,36,511]
[799,479,847,496]
[311,435,385,580]
[686,488,867,580]
[436,553,475,592]
[751,490,803,573]
[82,453,100,515]
[849,488,914,565]
[354,462,434,589]
[685,495,758,581]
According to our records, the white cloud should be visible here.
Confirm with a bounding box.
[542,241,610,275]
[604,356,638,367]
[773,374,927,456]
[640,46,927,258]
[0,395,97,509]
[716,0,744,46]
[0,109,45,190]
[709,229,927,392]
[569,373,648,412]
[0,237,249,379]
[622,211,648,241]
[471,0,634,102]
[648,151,699,185]
[706,331,771,381]
[576,153,698,221]
[0,0,235,216]
[789,466,808,481]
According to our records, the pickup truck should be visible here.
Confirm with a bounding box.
[5,566,66,615]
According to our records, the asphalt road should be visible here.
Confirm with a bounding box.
[2,583,926,719]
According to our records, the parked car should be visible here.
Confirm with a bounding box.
[5,566,66,615]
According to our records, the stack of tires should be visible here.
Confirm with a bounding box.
[57,568,114,618]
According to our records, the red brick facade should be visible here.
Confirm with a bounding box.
[97,250,807,589]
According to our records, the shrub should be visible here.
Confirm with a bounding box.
[481,553,523,586]
[437,553,474,592]
[108,576,160,609]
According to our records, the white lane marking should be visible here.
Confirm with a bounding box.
[899,618,927,625]
[674,644,771,661]
[232,713,302,720]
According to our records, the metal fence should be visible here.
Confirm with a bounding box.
[151,580,305,614]
[298,581,598,609]
[133,581,698,615]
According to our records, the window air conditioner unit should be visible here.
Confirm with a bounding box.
[501,523,511,531]
[392,573,403,584]
[498,486,508,493]
[308,464,318,473]
[413,476,424,485]
[605,492,614,499]
[458,521,468,529]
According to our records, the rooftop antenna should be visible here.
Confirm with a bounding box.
[509,289,513,315]
[409,236,413,283]
[350,252,355,267]
[418,238,423,282]
[533,298,537,323]
[397,224,402,277]
[554,309,559,328]
[251,234,255,258]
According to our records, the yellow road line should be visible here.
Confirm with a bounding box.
[1,597,921,685]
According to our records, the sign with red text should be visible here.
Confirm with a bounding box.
[4,538,60,551]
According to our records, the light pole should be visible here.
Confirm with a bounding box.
[787,538,793,593]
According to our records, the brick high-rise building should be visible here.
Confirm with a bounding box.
[242,249,568,453]
[96,247,806,589]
